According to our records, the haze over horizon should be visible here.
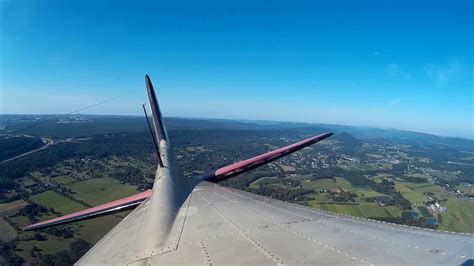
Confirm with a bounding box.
[1,0,472,138]
[1,113,472,141]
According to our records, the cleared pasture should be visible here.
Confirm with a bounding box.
[66,177,138,206]
[30,190,86,214]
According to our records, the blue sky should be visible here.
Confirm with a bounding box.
[1,0,472,138]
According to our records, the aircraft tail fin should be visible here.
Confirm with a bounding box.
[145,74,168,143]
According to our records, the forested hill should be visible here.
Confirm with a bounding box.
[0,137,44,161]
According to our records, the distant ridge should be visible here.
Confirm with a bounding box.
[0,115,472,150]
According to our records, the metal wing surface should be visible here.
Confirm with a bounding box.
[77,180,473,265]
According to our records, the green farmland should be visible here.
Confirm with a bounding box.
[438,199,474,233]
[30,191,86,214]
[66,177,138,206]
[310,202,390,219]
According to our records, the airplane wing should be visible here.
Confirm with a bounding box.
[24,75,474,265]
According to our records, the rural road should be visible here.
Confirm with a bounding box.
[1,138,54,164]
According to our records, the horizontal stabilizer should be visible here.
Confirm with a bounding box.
[23,190,151,231]
[198,132,333,182]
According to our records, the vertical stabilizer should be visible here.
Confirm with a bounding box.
[145,74,168,142]
[128,75,191,261]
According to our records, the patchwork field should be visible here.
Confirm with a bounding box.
[358,203,390,217]
[66,177,138,206]
[9,215,30,229]
[0,200,31,239]
[30,191,86,215]
[334,177,387,198]
[74,215,123,243]
[418,206,433,218]
[16,235,75,262]
[302,178,338,191]
[5,180,136,263]
[0,200,28,216]
[0,218,16,240]
[395,182,454,201]
[249,176,278,189]
[438,199,474,233]
[17,176,36,186]
[385,206,402,217]
[310,202,390,218]
[53,175,76,185]
[394,182,427,204]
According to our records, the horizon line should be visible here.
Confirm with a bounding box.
[1,113,472,141]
